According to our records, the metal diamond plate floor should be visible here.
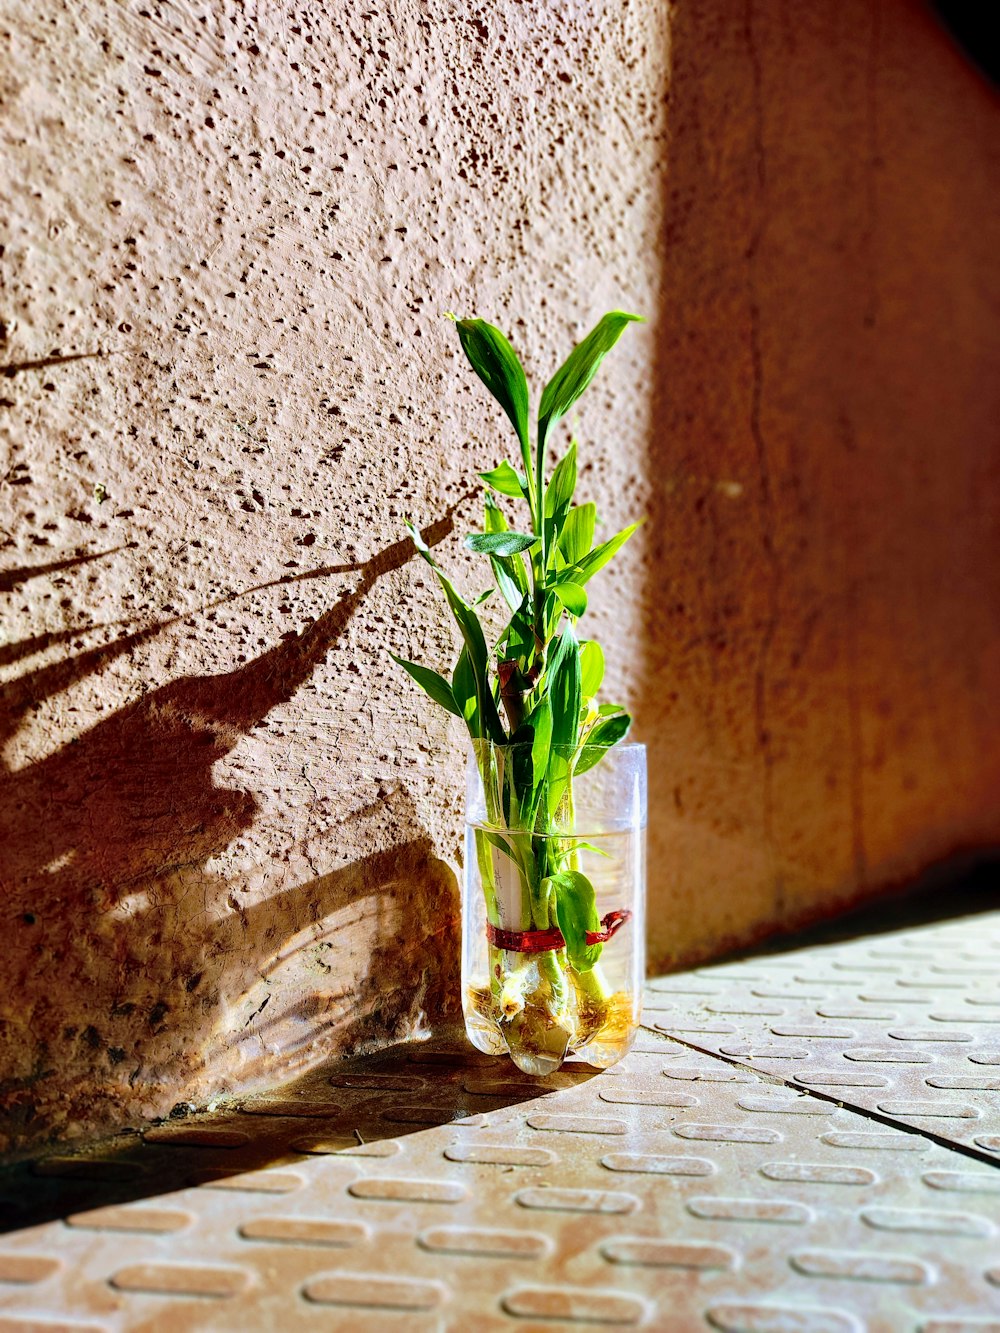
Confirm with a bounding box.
[2,909,999,1331]
[650,908,1000,1161]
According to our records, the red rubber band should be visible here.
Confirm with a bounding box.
[486,909,632,954]
[585,908,632,945]
[486,922,566,953]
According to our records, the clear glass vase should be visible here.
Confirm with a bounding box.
[462,740,646,1075]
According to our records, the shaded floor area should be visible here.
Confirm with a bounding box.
[1,903,999,1330]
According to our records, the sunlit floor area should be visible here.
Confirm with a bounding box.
[2,902,999,1331]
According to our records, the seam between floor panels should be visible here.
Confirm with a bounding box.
[660,1031,1000,1170]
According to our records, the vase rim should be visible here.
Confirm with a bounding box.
[470,739,646,752]
[469,741,650,762]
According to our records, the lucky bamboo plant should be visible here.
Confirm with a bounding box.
[394,311,643,1070]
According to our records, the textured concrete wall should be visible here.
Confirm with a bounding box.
[641,1,1000,965]
[2,0,998,1151]
[0,0,666,1148]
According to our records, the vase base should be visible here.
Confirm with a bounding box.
[464,984,637,1074]
[505,1046,567,1077]
[502,1006,572,1075]
[575,1030,636,1069]
[464,1009,508,1056]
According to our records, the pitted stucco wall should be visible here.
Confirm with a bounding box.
[1,0,999,1152]
[0,0,667,1148]
[641,1,1000,964]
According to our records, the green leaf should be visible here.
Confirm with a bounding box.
[538,311,643,450]
[455,319,532,482]
[543,589,559,639]
[551,581,587,618]
[391,654,462,717]
[549,870,601,971]
[579,640,605,698]
[509,724,536,806]
[544,442,578,519]
[556,840,611,862]
[472,588,494,605]
[558,502,596,565]
[406,521,433,558]
[576,711,632,775]
[572,521,641,585]
[497,607,535,664]
[482,494,526,611]
[480,461,527,499]
[529,698,553,792]
[493,567,527,615]
[447,599,504,746]
[406,522,505,744]
[547,627,582,753]
[589,711,632,747]
[465,531,539,556]
[544,442,578,567]
[484,493,509,533]
[453,646,479,733]
[483,829,519,863]
[491,566,525,614]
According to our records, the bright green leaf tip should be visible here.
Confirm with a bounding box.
[404,519,430,557]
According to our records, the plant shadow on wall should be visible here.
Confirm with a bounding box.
[0,511,469,1152]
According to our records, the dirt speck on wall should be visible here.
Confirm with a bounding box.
[0,0,667,1147]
